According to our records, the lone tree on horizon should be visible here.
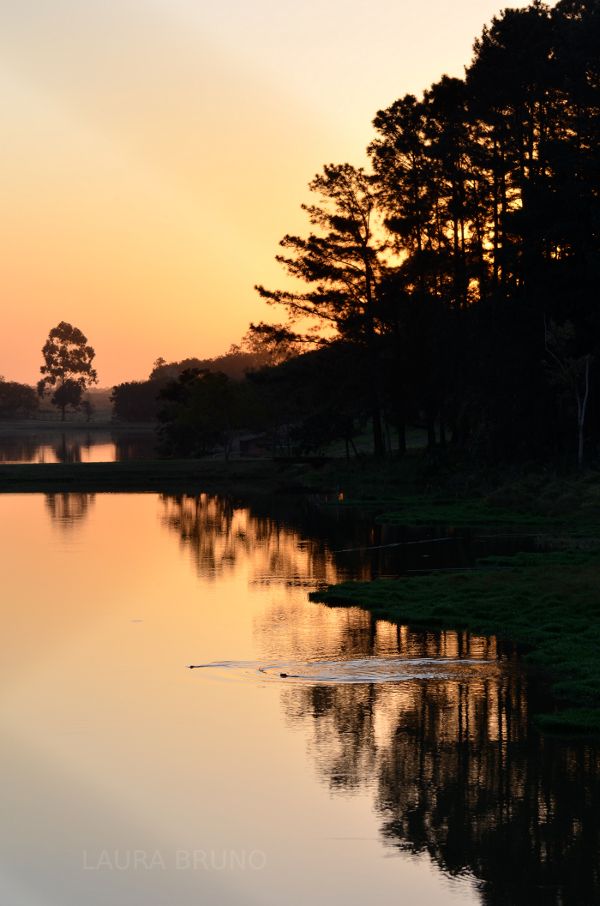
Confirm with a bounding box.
[38,321,98,421]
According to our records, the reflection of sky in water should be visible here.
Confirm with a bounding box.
[0,431,156,463]
[0,493,598,906]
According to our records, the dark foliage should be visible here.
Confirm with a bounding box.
[157,370,263,458]
[38,321,98,421]
[150,349,273,383]
[110,380,165,422]
[253,0,600,467]
[0,379,39,419]
[131,0,600,467]
[248,343,369,455]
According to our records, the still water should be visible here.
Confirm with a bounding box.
[1,492,598,906]
[0,431,156,463]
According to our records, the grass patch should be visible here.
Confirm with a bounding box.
[0,459,293,494]
[307,459,600,538]
[373,497,552,527]
[311,550,600,735]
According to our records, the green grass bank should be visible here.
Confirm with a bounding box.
[312,550,600,735]
[0,459,289,494]
[4,451,600,735]
[304,456,600,538]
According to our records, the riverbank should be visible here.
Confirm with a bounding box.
[304,460,600,734]
[312,549,600,735]
[0,419,155,434]
[4,452,600,734]
[0,458,311,493]
[306,457,600,537]
[2,452,600,525]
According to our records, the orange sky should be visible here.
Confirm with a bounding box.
[0,0,534,386]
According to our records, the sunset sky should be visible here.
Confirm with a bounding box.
[1,0,533,386]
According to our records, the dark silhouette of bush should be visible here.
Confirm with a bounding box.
[110,380,165,422]
[0,379,39,419]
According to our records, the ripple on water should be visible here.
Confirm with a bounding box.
[188,656,502,684]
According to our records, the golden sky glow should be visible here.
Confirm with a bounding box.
[0,0,533,386]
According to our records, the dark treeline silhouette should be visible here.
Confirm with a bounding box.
[156,369,261,458]
[149,347,278,382]
[251,0,600,466]
[111,1,600,467]
[154,344,370,458]
[110,346,278,426]
[110,379,166,422]
[0,378,39,419]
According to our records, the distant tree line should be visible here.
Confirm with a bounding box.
[110,347,277,425]
[0,378,39,419]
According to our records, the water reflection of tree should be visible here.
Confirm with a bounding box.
[0,432,97,463]
[281,629,600,906]
[0,430,155,463]
[0,437,41,462]
[113,433,156,461]
[161,492,600,900]
[159,494,340,584]
[160,492,539,592]
[53,433,84,462]
[45,493,95,529]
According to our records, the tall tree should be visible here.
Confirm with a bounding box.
[38,321,98,420]
[370,85,471,446]
[545,319,593,469]
[256,163,389,456]
[250,0,600,465]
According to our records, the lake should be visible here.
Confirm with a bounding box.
[0,429,157,464]
[1,491,598,905]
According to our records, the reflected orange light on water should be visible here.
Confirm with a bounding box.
[1,491,597,905]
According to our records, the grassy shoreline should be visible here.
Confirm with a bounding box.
[3,452,600,734]
[304,460,600,735]
[311,550,600,735]
[0,459,289,493]
[0,419,156,434]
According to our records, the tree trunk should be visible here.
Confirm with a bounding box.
[384,420,392,455]
[371,406,385,458]
[397,419,406,457]
[577,355,591,471]
[427,418,436,449]
[364,299,384,458]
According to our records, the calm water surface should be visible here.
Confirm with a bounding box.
[1,492,598,906]
[0,431,156,463]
